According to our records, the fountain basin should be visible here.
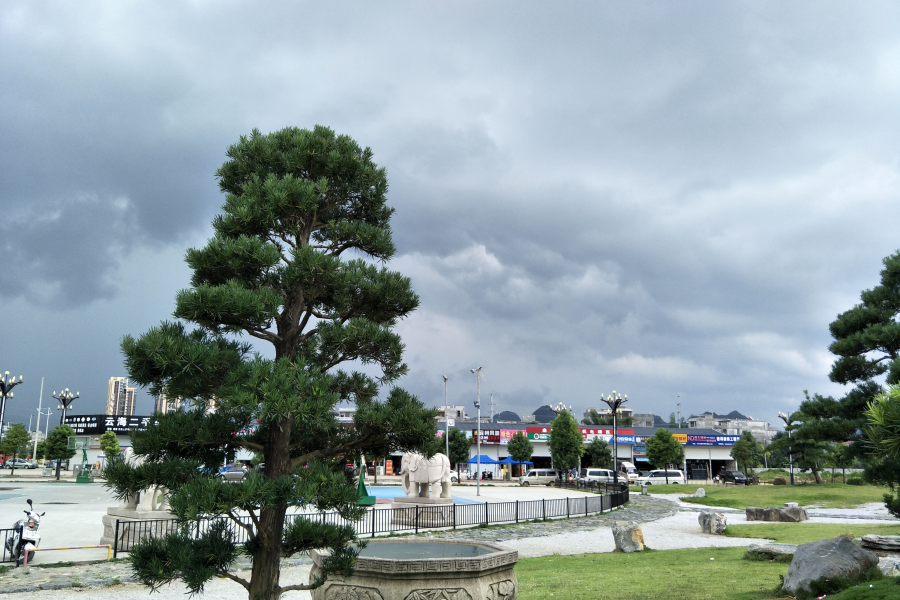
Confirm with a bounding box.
[310,538,518,600]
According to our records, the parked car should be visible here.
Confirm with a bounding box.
[635,469,685,485]
[5,458,37,470]
[518,468,560,486]
[449,469,459,483]
[720,470,748,485]
[578,468,616,484]
[219,466,248,482]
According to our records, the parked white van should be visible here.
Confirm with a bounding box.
[635,469,685,485]
[578,468,616,484]
[617,461,640,483]
[518,468,560,486]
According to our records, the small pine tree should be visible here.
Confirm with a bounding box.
[586,436,613,469]
[446,428,471,471]
[507,432,534,464]
[99,431,121,460]
[548,410,584,473]
[645,428,685,483]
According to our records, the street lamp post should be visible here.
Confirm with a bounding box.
[471,367,482,497]
[778,411,794,485]
[52,388,79,481]
[0,371,24,436]
[602,391,627,487]
[443,375,449,458]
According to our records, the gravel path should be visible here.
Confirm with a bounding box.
[2,492,896,599]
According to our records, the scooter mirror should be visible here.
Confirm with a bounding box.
[40,512,46,516]
[26,499,33,508]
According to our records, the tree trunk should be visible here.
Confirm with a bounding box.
[813,468,824,484]
[247,415,293,600]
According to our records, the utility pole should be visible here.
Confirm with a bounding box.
[489,393,496,423]
[471,367,483,497]
[443,375,449,458]
[677,396,681,428]
[32,377,44,460]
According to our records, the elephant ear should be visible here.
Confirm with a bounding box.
[408,459,419,471]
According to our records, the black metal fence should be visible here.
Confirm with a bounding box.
[0,528,17,564]
[112,487,628,558]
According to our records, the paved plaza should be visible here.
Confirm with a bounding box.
[0,481,895,598]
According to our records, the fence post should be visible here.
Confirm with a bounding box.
[483,502,488,525]
[452,503,457,530]
[567,498,570,519]
[542,498,546,521]
[113,520,120,559]
[371,508,376,539]
[515,500,519,524]
[415,506,419,535]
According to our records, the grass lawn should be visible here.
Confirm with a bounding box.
[679,483,886,509]
[517,547,789,600]
[726,522,900,545]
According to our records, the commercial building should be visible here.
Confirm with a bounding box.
[686,412,779,445]
[155,393,183,414]
[106,377,136,416]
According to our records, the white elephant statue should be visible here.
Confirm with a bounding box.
[399,452,452,499]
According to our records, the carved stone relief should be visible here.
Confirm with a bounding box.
[324,584,385,600]
[402,589,473,600]
[488,580,516,599]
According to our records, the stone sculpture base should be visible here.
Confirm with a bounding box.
[310,540,518,600]
[100,508,176,551]
[391,497,454,528]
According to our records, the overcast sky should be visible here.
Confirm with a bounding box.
[2,2,899,433]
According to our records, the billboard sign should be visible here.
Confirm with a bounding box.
[65,414,152,436]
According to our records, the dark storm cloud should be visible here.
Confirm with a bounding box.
[1,1,898,426]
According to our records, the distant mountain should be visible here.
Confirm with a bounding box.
[699,410,748,420]
[532,405,557,423]
[494,410,521,423]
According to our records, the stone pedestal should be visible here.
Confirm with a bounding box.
[745,506,808,522]
[100,507,175,551]
[391,497,454,528]
[311,540,518,600]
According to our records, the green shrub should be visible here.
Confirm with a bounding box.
[846,475,865,485]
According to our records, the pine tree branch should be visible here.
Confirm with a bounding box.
[226,510,254,537]
[290,433,377,465]
[244,327,281,344]
[278,582,318,592]
[216,570,250,591]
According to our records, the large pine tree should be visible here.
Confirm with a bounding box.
[104,126,437,600]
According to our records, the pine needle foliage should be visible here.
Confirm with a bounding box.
[103,126,438,600]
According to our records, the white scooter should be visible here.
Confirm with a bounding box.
[4,498,43,566]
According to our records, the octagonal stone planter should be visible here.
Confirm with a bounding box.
[310,539,518,600]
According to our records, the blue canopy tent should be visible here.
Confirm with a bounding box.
[498,456,533,465]
[467,455,500,464]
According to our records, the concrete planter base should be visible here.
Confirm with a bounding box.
[310,539,518,600]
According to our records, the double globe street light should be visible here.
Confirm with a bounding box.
[602,391,627,487]
[52,388,79,481]
[777,411,795,485]
[0,371,24,435]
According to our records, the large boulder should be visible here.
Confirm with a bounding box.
[773,476,787,485]
[745,542,797,562]
[612,521,645,553]
[698,511,726,535]
[692,488,706,498]
[745,506,808,522]
[782,537,879,595]
[861,535,900,553]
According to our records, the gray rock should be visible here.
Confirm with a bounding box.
[784,502,798,508]
[612,520,645,553]
[746,542,797,562]
[698,511,726,535]
[861,534,900,552]
[782,536,879,595]
[745,506,808,522]
[692,488,706,498]
[878,556,900,576]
